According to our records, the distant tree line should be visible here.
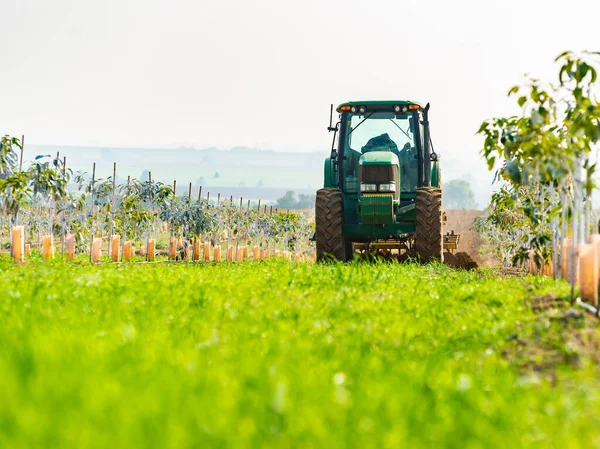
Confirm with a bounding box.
[443,179,478,209]
[275,191,315,210]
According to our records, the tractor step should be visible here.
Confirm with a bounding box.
[354,241,410,252]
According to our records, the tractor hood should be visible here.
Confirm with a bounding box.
[359,152,399,166]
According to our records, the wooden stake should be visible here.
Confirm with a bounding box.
[12,226,24,262]
[198,185,203,202]
[110,235,120,262]
[579,243,598,306]
[124,241,132,262]
[65,233,75,261]
[43,235,54,261]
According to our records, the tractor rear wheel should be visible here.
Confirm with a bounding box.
[415,187,443,262]
[316,188,348,262]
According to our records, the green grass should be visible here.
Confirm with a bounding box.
[0,258,598,448]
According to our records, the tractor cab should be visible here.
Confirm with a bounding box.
[316,100,455,262]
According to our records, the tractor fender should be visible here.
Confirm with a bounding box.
[323,157,337,188]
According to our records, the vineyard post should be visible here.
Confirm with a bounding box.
[121,175,130,262]
[109,162,117,259]
[269,206,273,255]
[198,185,202,202]
[49,151,60,250]
[169,180,176,261]
[188,182,193,261]
[145,171,152,262]
[89,162,96,264]
[255,199,261,255]
[246,199,250,258]
[19,134,24,171]
[235,197,242,260]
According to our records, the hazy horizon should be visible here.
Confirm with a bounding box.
[2,0,600,208]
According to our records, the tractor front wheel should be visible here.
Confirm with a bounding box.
[415,187,443,262]
[316,188,349,262]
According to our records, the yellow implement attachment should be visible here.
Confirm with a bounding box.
[443,231,460,252]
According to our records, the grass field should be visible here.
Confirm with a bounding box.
[1,258,599,448]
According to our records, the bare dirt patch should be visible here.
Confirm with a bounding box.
[445,209,497,267]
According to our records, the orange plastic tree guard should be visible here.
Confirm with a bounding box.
[12,226,24,262]
[579,243,598,306]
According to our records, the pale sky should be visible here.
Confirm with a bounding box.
[1,0,599,160]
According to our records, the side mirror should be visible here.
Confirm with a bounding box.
[331,149,338,159]
[327,104,337,132]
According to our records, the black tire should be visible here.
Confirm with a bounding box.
[415,187,443,262]
[316,188,348,262]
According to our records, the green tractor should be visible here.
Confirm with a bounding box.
[316,100,458,262]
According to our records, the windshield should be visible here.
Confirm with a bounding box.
[342,111,419,193]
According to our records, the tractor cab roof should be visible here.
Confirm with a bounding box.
[336,100,422,113]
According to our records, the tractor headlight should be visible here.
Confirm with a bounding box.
[359,106,366,114]
[379,182,396,193]
[351,106,357,113]
[394,105,401,112]
[360,183,377,193]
